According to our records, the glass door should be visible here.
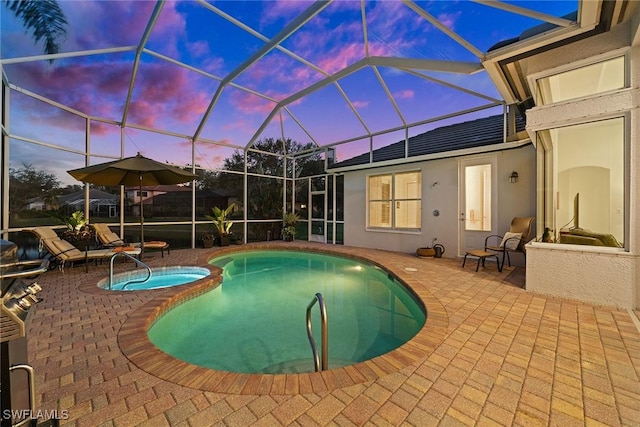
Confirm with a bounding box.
[458,157,496,255]
[310,177,326,242]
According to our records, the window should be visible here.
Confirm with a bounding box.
[368,171,421,230]
[533,53,628,249]
[535,56,625,105]
[538,118,625,247]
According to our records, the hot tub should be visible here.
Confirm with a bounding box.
[98,266,210,291]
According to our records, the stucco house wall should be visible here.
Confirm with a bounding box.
[343,145,536,259]
[524,21,639,309]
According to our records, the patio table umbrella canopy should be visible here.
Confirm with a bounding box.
[67,153,198,253]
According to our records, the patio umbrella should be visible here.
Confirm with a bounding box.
[68,153,198,254]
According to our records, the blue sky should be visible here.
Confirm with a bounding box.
[1,0,578,181]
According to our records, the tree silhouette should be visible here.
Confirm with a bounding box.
[9,163,61,212]
[202,138,325,240]
[5,0,68,60]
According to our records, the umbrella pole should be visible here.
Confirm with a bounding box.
[139,175,145,259]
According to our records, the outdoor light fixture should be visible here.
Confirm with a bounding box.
[510,171,519,183]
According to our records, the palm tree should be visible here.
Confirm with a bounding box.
[5,0,68,60]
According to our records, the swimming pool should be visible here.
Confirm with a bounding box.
[98,266,211,291]
[148,250,426,374]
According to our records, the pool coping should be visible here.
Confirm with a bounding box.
[115,243,449,395]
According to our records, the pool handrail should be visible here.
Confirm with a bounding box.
[108,252,152,290]
[306,292,328,372]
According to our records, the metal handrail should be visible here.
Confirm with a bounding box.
[108,252,152,290]
[306,292,328,372]
[0,258,49,280]
[9,364,35,427]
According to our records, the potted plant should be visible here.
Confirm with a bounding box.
[282,212,300,241]
[49,210,95,250]
[206,203,235,246]
[201,233,215,248]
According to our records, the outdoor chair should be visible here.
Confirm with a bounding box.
[27,227,117,271]
[92,223,167,257]
[483,217,535,270]
[93,223,129,247]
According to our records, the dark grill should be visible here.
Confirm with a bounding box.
[1,238,49,427]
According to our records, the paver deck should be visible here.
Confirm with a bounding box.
[23,242,640,426]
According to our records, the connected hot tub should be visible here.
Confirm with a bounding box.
[98,266,211,291]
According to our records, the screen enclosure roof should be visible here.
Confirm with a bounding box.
[2,0,598,164]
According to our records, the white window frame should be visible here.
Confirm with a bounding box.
[538,116,627,247]
[527,48,630,108]
[366,170,422,232]
[528,49,631,251]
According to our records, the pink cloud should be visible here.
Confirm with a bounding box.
[10,59,211,132]
[6,60,130,120]
[187,40,210,58]
[352,100,369,109]
[317,43,366,74]
[364,2,432,57]
[367,41,393,57]
[194,142,234,169]
[60,1,159,50]
[90,122,118,137]
[437,12,461,31]
[366,2,424,39]
[127,64,212,128]
[57,2,188,59]
[177,138,194,150]
[289,19,365,71]
[146,3,188,58]
[201,57,226,75]
[228,91,276,115]
[260,1,315,27]
[394,89,414,100]
[241,53,324,98]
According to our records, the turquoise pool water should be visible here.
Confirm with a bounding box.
[148,250,426,374]
[98,266,210,291]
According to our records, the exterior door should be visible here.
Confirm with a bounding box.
[310,192,326,242]
[458,157,497,255]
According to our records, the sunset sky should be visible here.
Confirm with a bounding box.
[2,0,577,183]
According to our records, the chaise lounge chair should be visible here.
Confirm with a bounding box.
[27,227,117,271]
[483,217,535,270]
[93,223,168,258]
[92,223,129,247]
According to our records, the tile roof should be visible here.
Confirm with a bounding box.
[331,113,526,169]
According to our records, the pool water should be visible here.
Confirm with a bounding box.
[99,267,210,291]
[148,250,426,374]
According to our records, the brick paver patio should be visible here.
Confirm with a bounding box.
[22,242,640,426]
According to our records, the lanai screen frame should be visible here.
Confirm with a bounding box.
[1,0,591,247]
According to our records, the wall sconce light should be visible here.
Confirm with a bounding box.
[509,171,519,183]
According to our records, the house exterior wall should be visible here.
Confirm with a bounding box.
[343,145,536,258]
[524,22,639,309]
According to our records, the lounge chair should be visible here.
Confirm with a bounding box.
[92,223,128,247]
[27,227,117,271]
[483,217,534,270]
[93,223,168,257]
